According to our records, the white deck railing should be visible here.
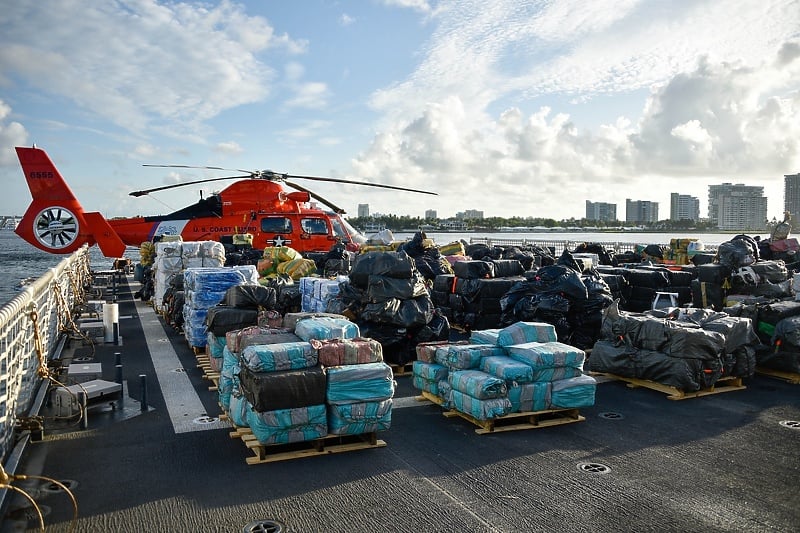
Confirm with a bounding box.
[0,245,91,463]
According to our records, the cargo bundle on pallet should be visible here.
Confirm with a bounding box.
[586,301,757,398]
[334,250,450,368]
[182,265,259,350]
[413,321,595,433]
[220,314,393,463]
[153,240,226,311]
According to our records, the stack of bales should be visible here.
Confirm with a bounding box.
[337,251,448,365]
[595,264,694,313]
[153,240,226,311]
[225,315,395,445]
[432,259,526,330]
[182,265,258,349]
[396,232,453,282]
[205,284,279,372]
[258,246,317,282]
[299,276,349,314]
[691,235,791,311]
[412,321,596,420]
[498,253,615,349]
[587,301,759,389]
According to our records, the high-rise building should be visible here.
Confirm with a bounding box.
[669,193,700,221]
[357,204,369,218]
[707,183,767,230]
[585,201,617,222]
[424,209,437,220]
[457,209,484,220]
[785,173,800,220]
[625,199,659,224]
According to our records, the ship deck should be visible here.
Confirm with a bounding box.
[2,276,799,532]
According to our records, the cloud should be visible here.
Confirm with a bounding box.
[0,100,28,165]
[353,33,800,218]
[0,1,306,137]
[214,141,244,155]
[339,13,355,26]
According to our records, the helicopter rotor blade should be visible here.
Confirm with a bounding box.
[283,174,438,196]
[143,163,255,175]
[129,175,252,197]
[285,181,346,214]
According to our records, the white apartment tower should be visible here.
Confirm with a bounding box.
[707,183,767,231]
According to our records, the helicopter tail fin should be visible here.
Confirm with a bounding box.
[15,146,125,257]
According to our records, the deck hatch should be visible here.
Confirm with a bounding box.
[577,462,612,474]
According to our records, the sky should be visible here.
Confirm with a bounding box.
[1,0,799,225]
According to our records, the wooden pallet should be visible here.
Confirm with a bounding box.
[390,363,413,377]
[755,367,800,384]
[229,426,386,464]
[598,373,746,400]
[195,354,220,390]
[415,390,446,407]
[444,406,585,435]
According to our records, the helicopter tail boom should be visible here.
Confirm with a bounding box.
[15,147,126,257]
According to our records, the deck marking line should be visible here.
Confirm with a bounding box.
[135,300,230,434]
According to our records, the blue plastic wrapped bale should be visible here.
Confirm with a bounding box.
[448,370,508,400]
[411,361,449,394]
[469,329,501,345]
[239,365,327,412]
[497,322,558,346]
[184,306,209,348]
[327,399,393,435]
[232,265,259,284]
[240,341,318,372]
[229,326,301,354]
[507,382,551,413]
[529,366,584,382]
[228,392,252,428]
[206,332,226,359]
[183,267,248,292]
[219,347,240,411]
[246,404,328,445]
[550,374,596,409]
[294,316,360,342]
[415,340,452,363]
[187,290,227,310]
[480,355,534,383]
[434,344,505,370]
[412,360,449,382]
[326,362,395,405]
[413,375,441,395]
[449,389,511,420]
[505,341,586,370]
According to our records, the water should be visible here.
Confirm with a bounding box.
[0,229,750,306]
[0,231,123,305]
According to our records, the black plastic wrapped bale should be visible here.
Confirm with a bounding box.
[756,300,800,341]
[221,284,277,309]
[491,259,525,278]
[691,280,725,311]
[622,268,671,289]
[349,251,417,287]
[366,274,428,302]
[239,365,327,412]
[756,348,800,373]
[205,306,259,336]
[433,274,456,293]
[452,260,495,279]
[717,235,760,270]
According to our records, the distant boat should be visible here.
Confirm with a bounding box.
[0,216,20,230]
[361,222,387,233]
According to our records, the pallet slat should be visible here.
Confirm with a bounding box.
[443,407,585,434]
[598,373,746,400]
[755,367,800,384]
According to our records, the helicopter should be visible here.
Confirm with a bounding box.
[13,146,436,258]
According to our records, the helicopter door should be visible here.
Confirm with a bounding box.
[300,216,334,250]
[260,216,294,248]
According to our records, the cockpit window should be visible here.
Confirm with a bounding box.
[261,217,292,233]
[335,217,367,245]
[301,218,329,235]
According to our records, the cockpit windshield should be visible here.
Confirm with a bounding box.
[332,217,367,245]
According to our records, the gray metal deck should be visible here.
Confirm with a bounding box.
[2,277,799,532]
